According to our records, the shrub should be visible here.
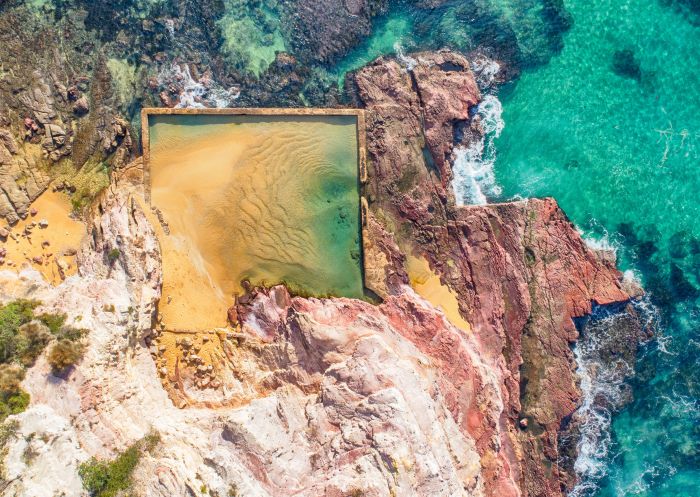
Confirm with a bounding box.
[1,390,29,418]
[36,312,66,335]
[79,432,160,497]
[47,340,85,373]
[0,364,29,422]
[0,364,24,396]
[0,300,39,363]
[0,300,88,418]
[107,249,120,264]
[16,321,52,367]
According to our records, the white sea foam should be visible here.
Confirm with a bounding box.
[452,94,504,205]
[394,42,417,71]
[158,63,240,109]
[569,317,630,497]
[579,221,624,258]
[471,55,501,88]
[582,232,619,257]
[569,297,659,497]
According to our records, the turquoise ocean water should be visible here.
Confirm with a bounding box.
[328,1,700,495]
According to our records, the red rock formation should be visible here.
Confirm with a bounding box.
[411,51,481,184]
[353,50,632,497]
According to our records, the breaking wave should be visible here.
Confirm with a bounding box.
[568,297,658,497]
[471,55,501,89]
[452,94,504,205]
[394,42,417,71]
[157,63,240,108]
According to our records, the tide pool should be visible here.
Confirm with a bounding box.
[147,113,363,330]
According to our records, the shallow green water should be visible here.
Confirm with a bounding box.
[148,114,363,304]
[492,1,700,495]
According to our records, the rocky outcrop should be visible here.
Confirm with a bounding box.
[411,51,481,184]
[0,6,137,224]
[0,127,50,224]
[353,51,635,496]
[0,46,639,497]
[0,172,491,495]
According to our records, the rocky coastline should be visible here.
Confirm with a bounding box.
[0,2,645,496]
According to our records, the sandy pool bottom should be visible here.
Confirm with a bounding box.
[148,114,363,331]
[406,255,471,333]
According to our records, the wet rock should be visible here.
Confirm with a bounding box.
[73,96,90,115]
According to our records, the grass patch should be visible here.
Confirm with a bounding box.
[79,432,160,497]
[53,158,111,215]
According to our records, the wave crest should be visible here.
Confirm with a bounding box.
[452,94,504,205]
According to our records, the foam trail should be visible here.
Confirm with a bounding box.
[394,42,417,71]
[452,94,504,205]
[568,297,658,497]
[471,55,501,88]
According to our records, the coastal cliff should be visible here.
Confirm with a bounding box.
[353,52,637,496]
[0,37,639,497]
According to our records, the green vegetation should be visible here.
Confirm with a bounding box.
[0,365,29,420]
[107,249,121,264]
[79,432,160,497]
[52,158,111,214]
[0,300,88,420]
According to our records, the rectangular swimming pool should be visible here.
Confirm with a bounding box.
[142,108,366,331]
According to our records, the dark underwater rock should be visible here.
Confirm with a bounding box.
[612,48,642,80]
[280,0,388,64]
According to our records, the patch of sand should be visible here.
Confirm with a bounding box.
[149,115,362,331]
[406,255,471,332]
[0,189,85,285]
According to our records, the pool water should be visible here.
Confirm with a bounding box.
[148,114,363,330]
